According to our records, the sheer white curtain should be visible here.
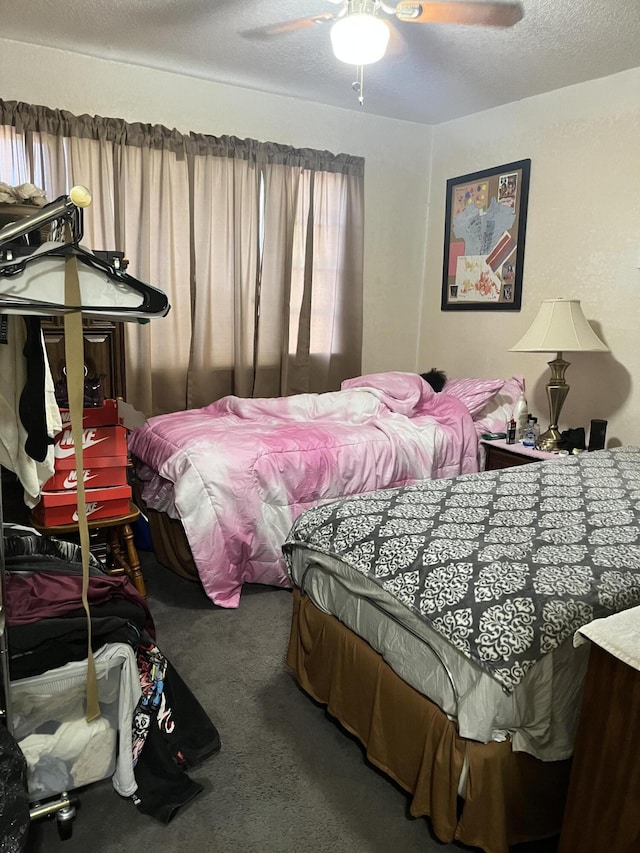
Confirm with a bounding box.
[0,101,364,415]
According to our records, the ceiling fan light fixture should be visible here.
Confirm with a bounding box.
[330,13,390,65]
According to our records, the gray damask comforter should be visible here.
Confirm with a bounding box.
[284,447,640,692]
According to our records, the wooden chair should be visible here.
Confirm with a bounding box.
[31,501,146,598]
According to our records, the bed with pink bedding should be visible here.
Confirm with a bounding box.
[129,372,518,608]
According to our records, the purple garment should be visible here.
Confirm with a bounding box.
[5,571,155,638]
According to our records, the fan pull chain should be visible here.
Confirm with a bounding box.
[353,64,365,106]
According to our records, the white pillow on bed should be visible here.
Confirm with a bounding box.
[471,376,526,434]
[443,377,505,417]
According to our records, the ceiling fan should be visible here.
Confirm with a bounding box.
[261,1,524,65]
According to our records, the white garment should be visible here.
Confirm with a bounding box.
[0,314,61,506]
[98,642,143,797]
[70,720,117,787]
[20,716,117,792]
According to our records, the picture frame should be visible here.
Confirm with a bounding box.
[441,159,531,311]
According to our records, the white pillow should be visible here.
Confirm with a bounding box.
[472,376,526,434]
[443,377,505,418]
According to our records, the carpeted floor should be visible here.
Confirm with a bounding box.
[21,551,559,853]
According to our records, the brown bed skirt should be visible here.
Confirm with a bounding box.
[140,498,200,582]
[287,588,571,853]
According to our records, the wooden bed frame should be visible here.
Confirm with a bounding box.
[287,588,571,853]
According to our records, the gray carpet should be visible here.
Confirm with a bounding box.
[23,553,559,853]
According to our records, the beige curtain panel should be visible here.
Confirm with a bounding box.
[0,99,365,415]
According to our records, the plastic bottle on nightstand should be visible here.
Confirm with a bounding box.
[523,418,537,447]
[532,417,540,448]
[513,389,528,442]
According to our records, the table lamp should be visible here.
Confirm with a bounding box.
[510,298,609,451]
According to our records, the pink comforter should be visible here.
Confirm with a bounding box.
[129,372,479,608]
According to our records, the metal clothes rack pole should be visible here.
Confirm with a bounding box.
[0,487,14,734]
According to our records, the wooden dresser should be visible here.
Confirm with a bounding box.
[41,315,126,401]
[558,611,640,853]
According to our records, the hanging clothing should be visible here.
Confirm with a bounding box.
[0,315,61,506]
[18,316,51,462]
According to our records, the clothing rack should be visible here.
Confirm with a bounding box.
[0,188,170,841]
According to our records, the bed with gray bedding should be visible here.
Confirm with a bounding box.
[282,447,640,850]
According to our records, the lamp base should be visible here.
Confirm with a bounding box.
[538,426,562,452]
[540,352,570,453]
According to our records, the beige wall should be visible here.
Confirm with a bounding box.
[3,39,639,444]
[0,38,432,376]
[421,68,640,446]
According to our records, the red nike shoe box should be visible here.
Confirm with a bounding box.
[43,455,129,491]
[58,400,120,429]
[54,425,128,460]
[33,484,132,527]
[58,400,146,430]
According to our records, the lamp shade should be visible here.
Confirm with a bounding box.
[330,13,390,65]
[510,298,609,353]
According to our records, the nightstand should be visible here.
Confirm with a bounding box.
[482,438,558,471]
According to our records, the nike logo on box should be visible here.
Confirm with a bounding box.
[63,472,97,489]
[55,429,109,458]
[72,502,101,521]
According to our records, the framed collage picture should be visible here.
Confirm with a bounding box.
[441,159,531,311]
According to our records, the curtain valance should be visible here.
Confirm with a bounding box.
[0,100,364,175]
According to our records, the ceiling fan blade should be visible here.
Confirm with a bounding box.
[246,12,336,38]
[386,20,408,58]
[395,2,523,27]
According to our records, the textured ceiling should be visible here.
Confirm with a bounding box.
[2,0,639,125]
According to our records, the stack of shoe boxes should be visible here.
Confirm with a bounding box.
[33,400,132,527]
